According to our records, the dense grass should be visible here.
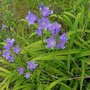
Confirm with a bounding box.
[0,0,90,90]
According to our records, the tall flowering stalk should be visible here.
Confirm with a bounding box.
[2,3,68,80]
[25,3,68,49]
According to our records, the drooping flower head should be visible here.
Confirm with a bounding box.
[18,67,24,75]
[25,12,37,26]
[27,61,38,70]
[13,45,21,54]
[2,24,6,30]
[46,37,56,49]
[48,22,61,36]
[4,38,15,50]
[57,33,68,49]
[35,28,42,36]
[24,72,30,79]
[38,17,50,30]
[39,3,53,17]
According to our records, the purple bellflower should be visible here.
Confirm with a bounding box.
[48,22,61,36]
[24,72,30,79]
[35,28,42,36]
[4,38,15,50]
[13,45,21,54]
[18,67,24,75]
[46,37,56,49]
[3,50,11,60]
[38,17,50,30]
[25,12,37,26]
[57,33,68,49]
[2,50,14,62]
[8,55,14,62]
[27,61,38,70]
[39,3,53,17]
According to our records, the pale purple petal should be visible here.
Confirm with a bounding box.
[4,38,15,50]
[27,61,38,70]
[13,46,21,54]
[38,17,50,30]
[57,33,68,49]
[46,37,56,49]
[8,55,14,62]
[24,72,30,79]
[57,42,66,49]
[35,28,42,36]
[59,33,68,43]
[2,50,14,62]
[18,67,24,75]
[4,44,11,50]
[2,50,11,60]
[25,12,37,26]
[48,22,61,36]
[39,4,53,17]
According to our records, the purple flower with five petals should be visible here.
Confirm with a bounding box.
[18,67,24,75]
[38,17,50,30]
[25,12,37,26]
[39,3,53,17]
[48,22,61,36]
[4,38,15,50]
[2,50,14,62]
[3,50,11,60]
[46,37,56,49]
[13,46,21,54]
[57,33,68,49]
[24,72,30,79]
[27,61,38,70]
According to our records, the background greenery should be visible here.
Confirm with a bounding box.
[0,0,90,90]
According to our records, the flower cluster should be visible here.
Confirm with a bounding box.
[2,38,21,62]
[18,61,38,79]
[2,38,38,79]
[25,3,68,49]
